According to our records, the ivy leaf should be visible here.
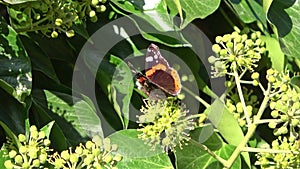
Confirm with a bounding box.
[267,0,300,60]
[109,129,173,169]
[176,142,240,169]
[179,0,221,28]
[260,35,285,71]
[0,17,32,103]
[108,55,134,129]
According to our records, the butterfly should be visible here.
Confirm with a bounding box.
[128,43,181,99]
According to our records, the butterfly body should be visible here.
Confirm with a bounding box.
[128,44,181,98]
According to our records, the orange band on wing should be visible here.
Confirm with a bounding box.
[145,63,168,77]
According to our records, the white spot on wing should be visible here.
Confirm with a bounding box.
[146,56,153,62]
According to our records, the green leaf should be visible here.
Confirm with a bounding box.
[109,129,174,169]
[108,55,134,129]
[179,0,221,28]
[175,142,240,169]
[110,0,189,46]
[0,121,21,148]
[204,99,244,146]
[290,76,300,92]
[32,90,103,146]
[227,0,266,26]
[0,89,27,136]
[189,125,223,151]
[1,0,36,4]
[40,121,55,138]
[260,35,285,71]
[203,99,251,168]
[0,17,32,103]
[267,1,300,60]
[20,35,59,83]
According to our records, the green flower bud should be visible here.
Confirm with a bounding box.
[271,110,279,118]
[89,10,96,18]
[226,42,233,49]
[9,150,17,158]
[291,119,299,126]
[75,146,83,155]
[54,159,65,168]
[280,84,288,92]
[222,34,231,42]
[208,56,217,64]
[98,5,107,12]
[267,69,275,75]
[28,147,38,159]
[90,16,98,23]
[83,155,93,165]
[236,102,243,113]
[4,160,13,169]
[267,75,276,83]
[181,74,188,82]
[250,32,257,40]
[269,101,276,109]
[61,150,70,160]
[103,154,113,163]
[44,139,51,146]
[251,72,259,79]
[236,43,243,50]
[15,155,23,164]
[212,44,221,53]
[215,36,222,43]
[66,30,75,38]
[268,121,277,129]
[18,134,26,142]
[30,125,38,132]
[278,126,288,134]
[70,153,79,163]
[55,18,63,26]
[39,153,47,163]
[253,80,259,86]
[219,49,227,56]
[92,0,99,6]
[241,34,247,42]
[86,141,94,149]
[19,145,27,154]
[228,54,235,61]
[51,31,58,38]
[280,115,289,122]
[31,130,39,139]
[32,159,40,167]
[256,31,261,38]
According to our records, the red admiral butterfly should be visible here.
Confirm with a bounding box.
[128,44,181,98]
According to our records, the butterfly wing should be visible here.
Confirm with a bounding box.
[145,43,169,70]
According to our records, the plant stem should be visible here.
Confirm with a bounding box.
[190,139,228,166]
[224,83,271,168]
[233,69,252,125]
[182,86,210,108]
[243,147,298,154]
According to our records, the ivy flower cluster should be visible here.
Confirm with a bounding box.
[264,69,300,137]
[256,136,300,169]
[208,29,266,77]
[49,137,122,169]
[225,86,259,128]
[137,98,195,152]
[6,0,107,38]
[4,126,51,169]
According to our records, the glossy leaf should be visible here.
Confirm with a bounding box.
[261,35,285,71]
[1,0,36,4]
[267,0,300,60]
[176,142,240,169]
[227,0,266,27]
[32,90,103,144]
[110,0,189,46]
[179,0,221,28]
[0,17,32,103]
[109,55,134,129]
[109,129,173,169]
